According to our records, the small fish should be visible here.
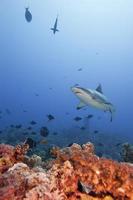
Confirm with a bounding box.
[25,7,32,22]
[53,132,58,135]
[51,15,59,34]
[74,116,82,121]
[86,114,93,119]
[80,126,86,130]
[68,143,73,147]
[78,180,92,194]
[23,110,27,113]
[77,68,82,71]
[40,139,48,145]
[40,127,49,137]
[47,114,55,121]
[30,120,37,125]
[15,124,22,129]
[24,137,36,148]
[10,124,14,128]
[97,152,103,157]
[0,130,2,134]
[49,87,53,90]
[27,126,32,130]
[94,130,98,134]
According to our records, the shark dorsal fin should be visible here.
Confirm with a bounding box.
[96,84,103,94]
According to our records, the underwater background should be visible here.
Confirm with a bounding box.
[0,0,133,160]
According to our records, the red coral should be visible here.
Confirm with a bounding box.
[14,144,29,161]
[0,143,29,174]
[0,142,133,200]
[50,142,133,199]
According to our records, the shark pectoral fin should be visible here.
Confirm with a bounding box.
[77,101,86,110]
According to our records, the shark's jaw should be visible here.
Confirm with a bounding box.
[71,86,89,96]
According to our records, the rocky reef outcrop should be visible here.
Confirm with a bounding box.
[0,142,133,200]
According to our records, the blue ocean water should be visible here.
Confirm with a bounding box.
[0,1,133,158]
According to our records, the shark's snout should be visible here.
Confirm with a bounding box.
[71,87,76,93]
[71,87,81,94]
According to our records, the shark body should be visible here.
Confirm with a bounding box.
[51,16,59,34]
[71,84,115,121]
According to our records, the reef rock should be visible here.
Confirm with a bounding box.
[121,142,133,163]
[50,142,133,199]
[0,143,29,174]
[0,142,133,199]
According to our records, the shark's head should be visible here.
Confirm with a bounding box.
[71,86,86,96]
[71,86,92,104]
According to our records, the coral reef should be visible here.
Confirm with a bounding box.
[0,143,29,173]
[50,142,133,199]
[24,154,43,167]
[121,142,133,163]
[0,142,133,200]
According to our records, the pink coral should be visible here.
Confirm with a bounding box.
[0,144,15,173]
[0,143,29,174]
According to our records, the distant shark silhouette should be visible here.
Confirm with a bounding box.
[51,16,59,34]
[71,84,115,122]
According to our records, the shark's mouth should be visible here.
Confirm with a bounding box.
[75,92,82,94]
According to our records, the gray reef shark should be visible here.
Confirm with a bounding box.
[51,16,59,34]
[71,84,115,122]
